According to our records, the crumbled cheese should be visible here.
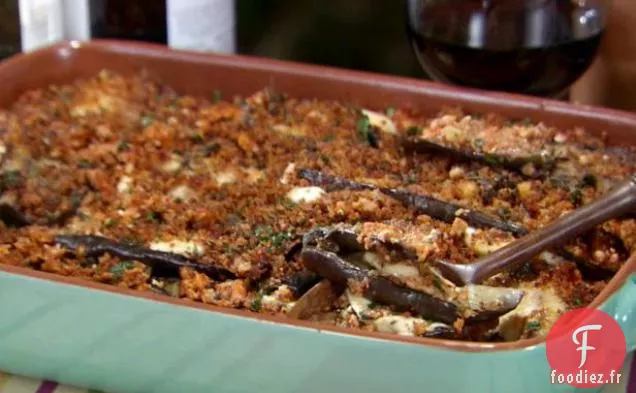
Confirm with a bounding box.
[215,170,237,186]
[116,176,133,194]
[424,229,441,243]
[381,263,420,278]
[361,109,397,134]
[242,167,265,184]
[554,133,567,143]
[373,316,422,336]
[280,162,296,185]
[162,154,183,173]
[169,185,195,202]
[346,291,374,319]
[286,186,325,204]
[149,240,205,257]
[448,166,464,179]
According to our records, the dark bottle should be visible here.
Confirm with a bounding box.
[0,0,64,60]
[0,0,20,60]
[89,0,167,44]
[405,0,609,98]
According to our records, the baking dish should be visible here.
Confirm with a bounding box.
[0,39,634,393]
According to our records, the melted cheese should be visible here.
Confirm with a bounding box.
[149,239,205,257]
[361,109,397,134]
[286,186,325,204]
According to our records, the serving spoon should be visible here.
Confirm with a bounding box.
[435,174,636,286]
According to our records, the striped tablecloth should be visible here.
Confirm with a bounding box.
[1,354,635,393]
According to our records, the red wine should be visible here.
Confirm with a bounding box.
[409,31,602,97]
[406,0,606,97]
[89,0,167,44]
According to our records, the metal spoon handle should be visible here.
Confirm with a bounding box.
[470,174,636,284]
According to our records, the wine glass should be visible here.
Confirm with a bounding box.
[405,0,611,98]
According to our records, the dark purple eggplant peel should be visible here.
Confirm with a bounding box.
[298,169,617,281]
[402,138,559,178]
[299,225,525,326]
[298,169,528,236]
[55,234,236,281]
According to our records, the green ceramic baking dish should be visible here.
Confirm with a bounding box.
[0,40,634,393]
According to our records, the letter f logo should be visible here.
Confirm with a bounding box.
[572,324,602,368]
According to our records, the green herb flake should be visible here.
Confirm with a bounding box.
[356,115,371,141]
[1,170,22,188]
[117,140,130,152]
[402,172,419,185]
[147,211,163,223]
[497,207,512,221]
[526,320,541,331]
[280,198,297,209]
[549,175,570,190]
[432,276,445,293]
[323,134,335,142]
[270,231,294,248]
[406,126,421,136]
[104,218,117,228]
[78,159,94,169]
[109,261,135,280]
[570,188,583,205]
[212,90,223,103]
[385,107,396,117]
[254,225,273,242]
[320,154,331,165]
[250,294,263,312]
[190,134,205,144]
[519,117,533,126]
[573,296,584,306]
[581,173,597,188]
[203,143,220,156]
[483,154,503,166]
[121,236,143,247]
[473,137,485,149]
[140,115,154,127]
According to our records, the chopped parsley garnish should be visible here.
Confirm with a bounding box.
[140,115,153,127]
[526,320,541,331]
[250,294,263,312]
[570,188,583,206]
[357,115,371,142]
[406,126,421,136]
[104,218,117,228]
[147,211,163,223]
[385,107,396,117]
[203,143,220,156]
[212,90,222,103]
[190,134,205,144]
[78,159,94,169]
[0,170,22,189]
[580,173,597,188]
[473,137,485,149]
[117,140,130,152]
[109,261,135,280]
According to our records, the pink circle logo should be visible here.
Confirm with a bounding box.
[546,308,626,388]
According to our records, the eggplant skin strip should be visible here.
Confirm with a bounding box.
[299,169,618,279]
[301,247,460,325]
[55,235,235,281]
[402,138,558,177]
[0,204,31,228]
[298,169,528,236]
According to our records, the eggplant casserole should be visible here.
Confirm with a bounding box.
[0,70,634,342]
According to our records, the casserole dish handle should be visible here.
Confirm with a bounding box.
[614,273,636,352]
